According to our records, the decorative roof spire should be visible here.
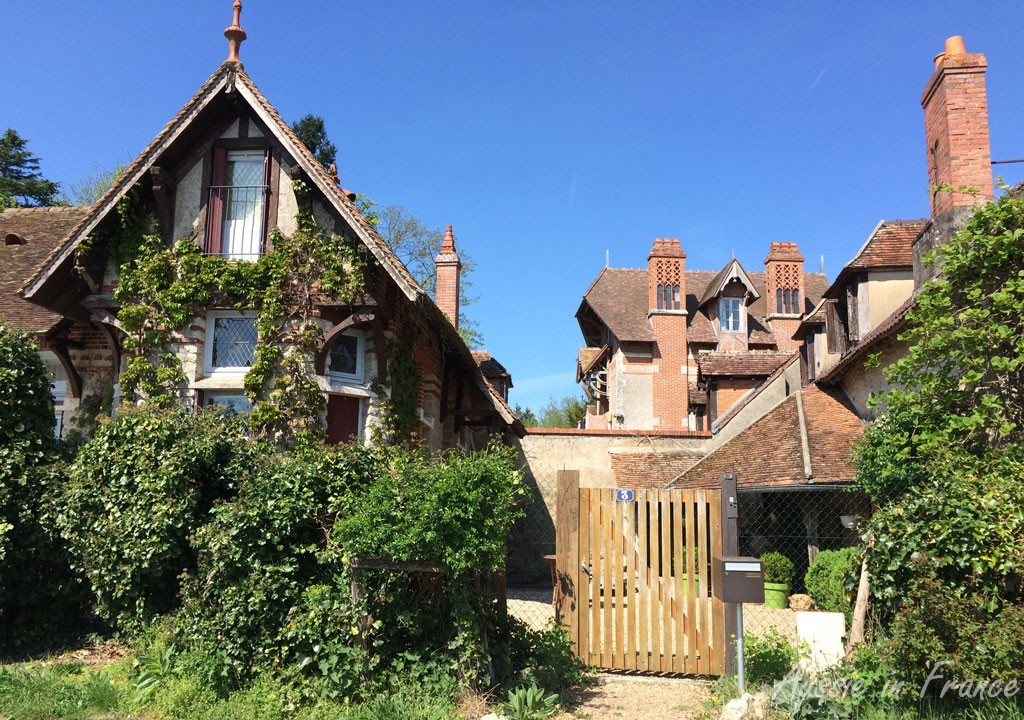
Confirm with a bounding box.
[441,225,457,254]
[224,0,247,64]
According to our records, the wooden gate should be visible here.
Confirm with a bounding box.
[555,471,726,675]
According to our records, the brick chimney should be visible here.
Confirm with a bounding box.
[434,225,461,328]
[914,35,993,285]
[647,238,688,429]
[763,242,805,352]
[647,238,686,311]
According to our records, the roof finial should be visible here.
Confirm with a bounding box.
[224,0,247,64]
[441,225,457,253]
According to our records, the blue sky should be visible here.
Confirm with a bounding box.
[5,2,1024,412]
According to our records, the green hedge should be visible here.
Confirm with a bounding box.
[804,546,860,620]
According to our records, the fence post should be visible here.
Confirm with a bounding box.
[555,469,581,651]
[721,473,740,676]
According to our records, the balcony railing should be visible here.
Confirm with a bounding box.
[206,185,269,260]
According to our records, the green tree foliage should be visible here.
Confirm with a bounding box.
[0,129,60,206]
[0,325,89,646]
[291,114,337,171]
[60,160,128,206]
[856,193,1024,683]
[58,406,254,631]
[537,395,588,428]
[513,404,538,427]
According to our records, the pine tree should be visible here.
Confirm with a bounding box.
[0,129,59,207]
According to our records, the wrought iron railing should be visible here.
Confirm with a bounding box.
[206,185,268,260]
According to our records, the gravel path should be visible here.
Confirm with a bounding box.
[556,674,714,720]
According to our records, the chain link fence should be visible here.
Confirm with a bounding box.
[736,485,869,640]
[505,448,559,631]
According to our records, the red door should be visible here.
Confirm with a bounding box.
[326,395,361,444]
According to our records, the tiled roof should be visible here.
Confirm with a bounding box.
[792,298,828,339]
[576,345,608,381]
[698,351,793,377]
[710,354,799,431]
[472,350,509,380]
[1,207,90,333]
[579,265,829,348]
[817,297,915,385]
[611,450,705,489]
[826,219,927,299]
[578,268,655,342]
[667,384,863,489]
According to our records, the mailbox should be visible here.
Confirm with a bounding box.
[712,556,765,603]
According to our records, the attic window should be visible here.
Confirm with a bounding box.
[4,233,25,246]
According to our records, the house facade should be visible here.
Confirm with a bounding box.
[575,238,828,431]
[12,4,519,448]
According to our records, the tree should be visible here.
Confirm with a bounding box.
[855,193,1024,683]
[537,395,588,428]
[291,115,484,347]
[0,129,60,206]
[291,114,337,171]
[60,160,128,206]
[361,198,484,348]
[513,404,538,427]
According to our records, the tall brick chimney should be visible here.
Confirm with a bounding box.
[647,238,688,428]
[434,225,461,328]
[914,35,993,285]
[763,241,805,352]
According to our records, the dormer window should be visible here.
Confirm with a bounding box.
[206,148,269,260]
[720,297,743,332]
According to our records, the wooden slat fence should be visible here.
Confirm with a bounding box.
[555,471,726,676]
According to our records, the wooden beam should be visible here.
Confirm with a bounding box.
[313,308,378,375]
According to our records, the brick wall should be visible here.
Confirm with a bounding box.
[648,238,688,429]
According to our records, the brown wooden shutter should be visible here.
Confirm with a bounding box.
[207,147,228,255]
[327,395,361,443]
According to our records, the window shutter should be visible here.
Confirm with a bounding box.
[207,147,228,255]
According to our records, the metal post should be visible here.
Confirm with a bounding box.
[721,473,740,675]
[735,603,746,692]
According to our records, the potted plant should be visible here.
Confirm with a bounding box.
[760,551,794,609]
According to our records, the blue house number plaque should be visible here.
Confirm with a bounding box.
[615,489,635,502]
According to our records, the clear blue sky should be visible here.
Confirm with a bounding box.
[5,2,1024,413]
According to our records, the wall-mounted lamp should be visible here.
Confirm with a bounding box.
[840,514,859,530]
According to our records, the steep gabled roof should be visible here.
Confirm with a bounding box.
[825,219,927,298]
[1,207,90,333]
[16,62,517,433]
[666,384,863,489]
[21,63,423,305]
[698,258,760,307]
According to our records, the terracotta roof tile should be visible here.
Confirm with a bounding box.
[668,384,863,489]
[826,219,927,299]
[1,207,90,333]
[611,450,705,488]
[580,265,829,349]
[698,351,793,377]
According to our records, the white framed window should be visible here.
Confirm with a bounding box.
[205,311,258,374]
[207,148,268,260]
[719,297,743,332]
[205,392,252,415]
[327,331,365,384]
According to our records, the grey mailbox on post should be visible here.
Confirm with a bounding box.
[712,556,765,604]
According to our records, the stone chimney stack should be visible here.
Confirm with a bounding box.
[434,225,461,329]
[915,35,993,285]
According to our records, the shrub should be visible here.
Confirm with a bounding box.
[804,547,861,620]
[761,551,795,586]
[176,443,524,698]
[744,627,799,685]
[0,324,91,648]
[58,404,254,631]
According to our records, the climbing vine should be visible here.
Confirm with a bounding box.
[110,180,364,447]
[371,339,422,446]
